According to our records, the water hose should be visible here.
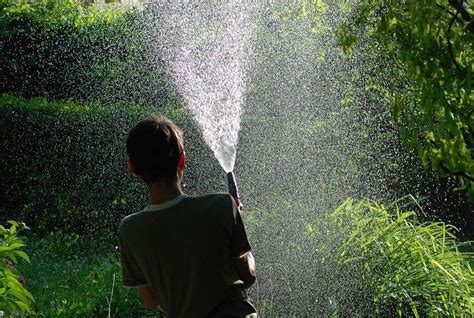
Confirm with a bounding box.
[227,171,241,208]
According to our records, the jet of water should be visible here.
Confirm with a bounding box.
[152,1,251,172]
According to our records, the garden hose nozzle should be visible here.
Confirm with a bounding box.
[227,171,241,208]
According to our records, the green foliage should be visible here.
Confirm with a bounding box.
[0,94,180,236]
[334,1,474,199]
[311,198,474,316]
[0,94,219,237]
[277,0,330,34]
[283,0,473,199]
[0,220,34,315]
[18,233,162,316]
[0,0,169,104]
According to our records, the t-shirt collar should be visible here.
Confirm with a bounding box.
[144,194,187,212]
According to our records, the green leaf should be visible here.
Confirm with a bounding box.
[0,246,12,253]
[13,250,30,263]
[14,300,31,313]
[8,243,26,250]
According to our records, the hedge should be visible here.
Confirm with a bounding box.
[0,94,223,238]
[0,0,170,105]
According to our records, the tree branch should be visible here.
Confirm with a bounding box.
[448,0,474,32]
[447,13,464,75]
[436,3,463,22]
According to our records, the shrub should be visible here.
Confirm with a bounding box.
[0,94,223,237]
[0,93,145,236]
[0,220,34,315]
[334,1,474,199]
[0,0,170,104]
[309,198,474,316]
[18,234,160,316]
[0,94,153,236]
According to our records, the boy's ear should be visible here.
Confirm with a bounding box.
[177,152,186,172]
[127,159,137,174]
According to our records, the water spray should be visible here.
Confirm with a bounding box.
[227,171,241,208]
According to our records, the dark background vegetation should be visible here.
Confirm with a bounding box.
[0,1,225,239]
[1,0,472,239]
[0,0,472,316]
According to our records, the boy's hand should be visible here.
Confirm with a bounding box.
[238,202,244,213]
[235,198,244,213]
[234,251,256,289]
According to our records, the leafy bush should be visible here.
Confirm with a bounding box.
[0,93,144,236]
[0,0,170,104]
[0,220,34,315]
[309,198,474,316]
[280,1,473,200]
[18,233,162,316]
[0,94,223,237]
[334,1,474,199]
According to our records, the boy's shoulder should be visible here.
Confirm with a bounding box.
[119,193,234,235]
[118,209,146,237]
[185,192,234,208]
[185,193,237,219]
[189,192,232,201]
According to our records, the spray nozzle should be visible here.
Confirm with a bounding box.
[227,171,241,208]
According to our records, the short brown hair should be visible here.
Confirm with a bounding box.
[126,115,184,183]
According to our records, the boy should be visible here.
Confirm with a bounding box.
[119,115,257,317]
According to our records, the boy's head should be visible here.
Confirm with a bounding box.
[126,115,185,184]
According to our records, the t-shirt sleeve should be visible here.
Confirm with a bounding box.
[229,196,252,258]
[118,234,147,287]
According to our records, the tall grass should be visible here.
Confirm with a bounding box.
[311,198,474,316]
[18,232,162,317]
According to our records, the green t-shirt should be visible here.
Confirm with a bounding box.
[118,193,252,317]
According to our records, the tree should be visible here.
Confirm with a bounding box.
[334,0,473,200]
[285,0,474,200]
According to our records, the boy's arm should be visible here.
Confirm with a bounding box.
[118,229,159,310]
[230,196,257,288]
[139,285,159,310]
[234,251,256,289]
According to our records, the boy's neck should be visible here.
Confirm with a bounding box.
[148,181,183,205]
